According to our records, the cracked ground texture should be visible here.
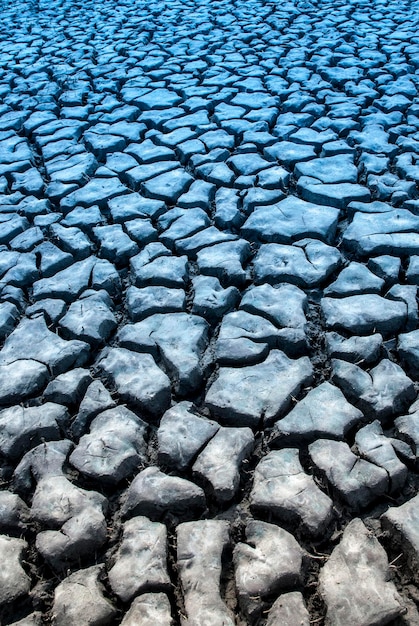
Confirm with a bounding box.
[1,0,419,623]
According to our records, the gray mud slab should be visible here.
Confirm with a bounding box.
[234,521,304,618]
[157,402,220,471]
[0,536,31,606]
[192,426,254,504]
[121,467,207,521]
[0,403,68,460]
[250,449,334,537]
[0,491,29,533]
[52,565,116,626]
[120,594,173,626]
[116,313,209,395]
[266,592,310,626]
[177,520,234,626]
[319,519,404,626]
[108,516,170,603]
[355,421,409,493]
[69,406,148,484]
[331,358,416,420]
[309,439,389,509]
[241,196,339,244]
[272,381,363,444]
[253,239,342,288]
[96,347,171,416]
[382,494,419,583]
[205,350,313,427]
[321,294,407,336]
[35,504,107,572]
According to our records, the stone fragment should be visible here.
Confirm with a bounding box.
[158,207,210,246]
[205,350,313,427]
[266,592,310,626]
[157,402,220,471]
[109,192,165,221]
[60,175,128,212]
[62,205,104,234]
[175,226,237,258]
[52,565,116,626]
[120,594,173,626]
[214,186,242,230]
[250,449,333,536]
[355,421,408,493]
[382,494,419,583]
[272,382,363,444]
[70,407,148,484]
[0,536,30,606]
[368,255,401,286]
[33,241,72,277]
[193,427,254,504]
[0,215,29,245]
[228,153,272,176]
[254,239,341,288]
[331,359,416,420]
[121,467,206,521]
[117,313,209,395]
[387,283,418,331]
[264,141,316,167]
[0,250,38,290]
[322,295,406,335]
[126,161,178,189]
[131,252,189,289]
[309,439,389,509]
[395,403,419,459]
[177,179,215,209]
[177,520,234,626]
[49,223,93,260]
[0,403,68,459]
[108,516,170,603]
[234,521,304,618]
[97,347,171,417]
[319,519,403,626]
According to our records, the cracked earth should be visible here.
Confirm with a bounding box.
[1,0,419,624]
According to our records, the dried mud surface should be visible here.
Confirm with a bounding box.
[0,0,419,624]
